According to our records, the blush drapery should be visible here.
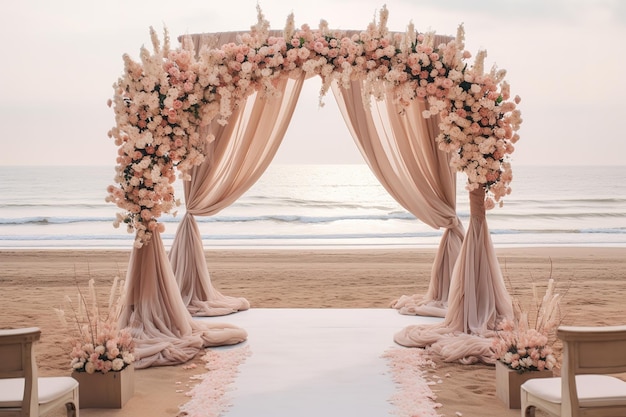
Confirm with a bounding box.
[169,73,306,316]
[168,31,306,317]
[120,231,247,369]
[332,81,463,318]
[394,186,513,364]
[181,30,462,317]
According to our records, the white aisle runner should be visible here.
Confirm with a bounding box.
[194,309,443,417]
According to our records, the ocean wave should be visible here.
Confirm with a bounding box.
[504,198,626,204]
[0,216,115,225]
[484,211,626,219]
[0,212,418,226]
[1,228,624,242]
[489,227,626,235]
[233,196,397,211]
[196,212,417,224]
[0,234,137,242]
[0,202,110,209]
[1,209,625,227]
[0,231,440,242]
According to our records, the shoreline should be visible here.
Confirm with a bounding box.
[2,246,625,417]
[2,242,626,250]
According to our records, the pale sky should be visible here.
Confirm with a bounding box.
[1,0,625,166]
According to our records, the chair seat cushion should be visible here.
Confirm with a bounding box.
[0,377,78,407]
[522,374,626,407]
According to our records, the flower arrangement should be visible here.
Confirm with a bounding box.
[106,28,207,248]
[491,277,563,373]
[107,5,522,247]
[55,277,135,374]
[427,51,522,209]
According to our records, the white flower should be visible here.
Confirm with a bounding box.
[85,362,96,374]
[123,352,135,364]
[112,358,125,371]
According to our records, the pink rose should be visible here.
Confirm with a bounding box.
[313,41,325,53]
[140,209,152,221]
[297,48,310,60]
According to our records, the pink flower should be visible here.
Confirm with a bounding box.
[313,41,325,53]
[297,47,310,60]
[140,209,152,221]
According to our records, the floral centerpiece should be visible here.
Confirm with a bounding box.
[55,277,135,374]
[491,277,563,373]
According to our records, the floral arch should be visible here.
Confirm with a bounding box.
[107,6,522,368]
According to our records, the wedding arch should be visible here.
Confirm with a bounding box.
[107,6,522,368]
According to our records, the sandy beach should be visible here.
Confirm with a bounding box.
[1,246,625,417]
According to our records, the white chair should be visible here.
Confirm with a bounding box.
[0,327,79,417]
[520,324,626,417]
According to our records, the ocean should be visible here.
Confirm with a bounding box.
[0,164,625,249]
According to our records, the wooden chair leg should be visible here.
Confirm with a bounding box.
[522,405,535,417]
[65,402,78,417]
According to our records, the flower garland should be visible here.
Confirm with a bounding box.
[107,5,522,247]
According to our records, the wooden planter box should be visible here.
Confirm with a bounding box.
[71,365,134,408]
[495,361,552,409]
